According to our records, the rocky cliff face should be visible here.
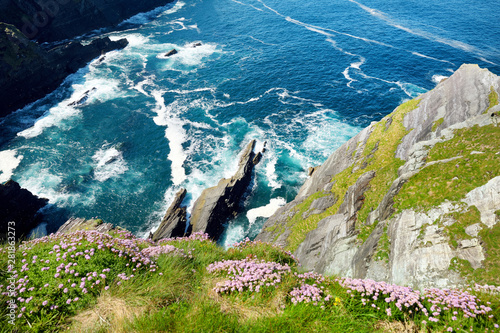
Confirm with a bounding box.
[0,23,128,117]
[0,0,175,117]
[190,140,265,240]
[0,180,48,240]
[257,64,500,289]
[0,0,175,43]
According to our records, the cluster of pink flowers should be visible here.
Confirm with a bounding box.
[289,283,329,305]
[337,277,496,328]
[231,237,299,263]
[207,258,291,294]
[424,288,492,319]
[157,232,211,244]
[141,245,187,258]
[1,230,158,319]
[472,283,500,295]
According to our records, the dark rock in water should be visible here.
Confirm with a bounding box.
[152,188,189,241]
[164,49,178,57]
[0,23,128,117]
[192,42,202,47]
[68,87,97,106]
[190,140,263,240]
[0,180,48,240]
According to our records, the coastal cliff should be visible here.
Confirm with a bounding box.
[0,0,175,43]
[0,23,128,117]
[256,64,500,289]
[0,0,175,117]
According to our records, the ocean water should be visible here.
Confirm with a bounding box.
[1,0,499,246]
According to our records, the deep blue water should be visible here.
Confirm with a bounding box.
[1,0,499,245]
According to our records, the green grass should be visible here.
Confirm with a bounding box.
[443,206,481,248]
[281,98,420,251]
[373,223,390,263]
[0,23,42,72]
[431,117,444,132]
[484,86,499,114]
[1,231,499,332]
[394,124,500,212]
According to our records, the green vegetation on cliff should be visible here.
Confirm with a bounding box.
[0,23,42,73]
[281,98,420,251]
[1,231,498,332]
[394,124,500,212]
[484,86,499,114]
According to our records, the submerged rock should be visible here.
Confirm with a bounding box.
[152,188,189,241]
[164,49,178,57]
[190,140,263,240]
[0,180,48,240]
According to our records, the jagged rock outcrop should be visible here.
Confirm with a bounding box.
[190,140,264,240]
[56,217,119,234]
[151,188,189,241]
[164,49,178,57]
[257,64,500,289]
[0,0,175,43]
[0,23,128,117]
[0,180,48,240]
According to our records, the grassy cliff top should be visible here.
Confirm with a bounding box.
[1,230,498,332]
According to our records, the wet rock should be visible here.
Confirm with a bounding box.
[190,140,263,240]
[0,180,48,240]
[165,49,178,57]
[152,188,189,241]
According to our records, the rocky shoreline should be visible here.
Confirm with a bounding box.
[0,23,128,117]
[0,0,175,118]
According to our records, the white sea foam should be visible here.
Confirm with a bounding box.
[174,43,219,67]
[135,76,156,96]
[411,51,454,65]
[348,0,496,61]
[0,150,23,183]
[17,104,81,139]
[18,74,122,139]
[152,91,188,185]
[17,165,89,206]
[121,1,184,25]
[92,146,128,182]
[246,197,286,225]
[395,81,427,98]
[110,33,150,47]
[222,224,246,247]
[432,75,449,84]
[264,154,281,190]
[230,0,264,12]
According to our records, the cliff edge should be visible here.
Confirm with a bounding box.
[257,64,500,289]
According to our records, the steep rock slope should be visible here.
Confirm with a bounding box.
[0,0,175,43]
[0,23,128,117]
[257,64,500,289]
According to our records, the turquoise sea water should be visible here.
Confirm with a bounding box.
[1,0,499,245]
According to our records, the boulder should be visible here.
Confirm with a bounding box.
[164,49,178,57]
[190,140,262,240]
[0,180,48,240]
[151,188,189,241]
